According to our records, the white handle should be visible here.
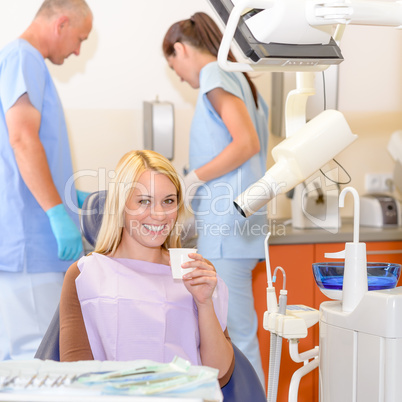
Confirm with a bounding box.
[218,0,274,72]
[324,250,345,259]
[339,187,360,243]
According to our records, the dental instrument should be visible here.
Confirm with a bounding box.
[263,233,320,402]
[264,232,283,401]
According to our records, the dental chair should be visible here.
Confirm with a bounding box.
[35,190,267,402]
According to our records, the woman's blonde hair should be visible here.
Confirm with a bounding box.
[94,150,184,255]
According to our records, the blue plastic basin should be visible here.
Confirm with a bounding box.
[312,262,401,300]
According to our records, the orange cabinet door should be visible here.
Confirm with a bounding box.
[365,241,402,287]
[253,244,318,402]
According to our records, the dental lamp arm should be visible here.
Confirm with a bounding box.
[285,72,315,137]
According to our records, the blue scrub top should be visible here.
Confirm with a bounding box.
[0,39,79,273]
[189,62,269,259]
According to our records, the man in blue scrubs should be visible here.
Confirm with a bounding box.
[0,0,93,360]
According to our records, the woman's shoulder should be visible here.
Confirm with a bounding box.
[63,260,81,289]
[69,253,106,277]
[200,61,244,97]
[75,252,95,270]
[201,61,230,83]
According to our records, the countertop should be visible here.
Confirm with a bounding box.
[269,218,402,245]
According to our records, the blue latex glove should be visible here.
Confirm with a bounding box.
[46,204,83,261]
[77,190,90,209]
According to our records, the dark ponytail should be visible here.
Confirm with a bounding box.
[163,12,259,109]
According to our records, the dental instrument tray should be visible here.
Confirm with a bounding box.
[0,358,222,401]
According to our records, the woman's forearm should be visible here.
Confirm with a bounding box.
[197,301,234,378]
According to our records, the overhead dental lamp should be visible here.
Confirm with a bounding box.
[207,0,402,217]
[208,0,344,72]
[209,0,402,73]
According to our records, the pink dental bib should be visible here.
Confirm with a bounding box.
[75,253,228,364]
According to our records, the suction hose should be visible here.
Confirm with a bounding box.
[267,267,287,402]
[267,332,278,401]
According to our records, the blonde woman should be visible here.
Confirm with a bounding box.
[163,12,269,385]
[59,150,234,387]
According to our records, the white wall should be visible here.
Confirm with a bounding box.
[1,1,402,218]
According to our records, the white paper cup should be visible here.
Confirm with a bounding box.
[168,248,197,279]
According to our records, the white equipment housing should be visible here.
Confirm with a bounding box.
[320,287,402,401]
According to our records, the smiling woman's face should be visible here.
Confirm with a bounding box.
[121,170,178,251]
